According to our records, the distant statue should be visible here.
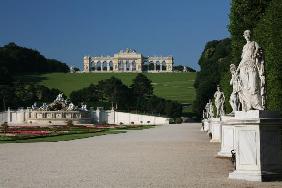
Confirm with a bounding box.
[39,103,48,111]
[208,99,214,118]
[31,102,38,110]
[80,103,88,111]
[214,85,225,117]
[70,65,75,73]
[236,30,265,111]
[183,66,188,72]
[55,93,64,102]
[229,64,241,113]
[67,103,75,111]
[204,102,210,118]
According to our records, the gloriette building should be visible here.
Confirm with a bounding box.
[83,48,173,73]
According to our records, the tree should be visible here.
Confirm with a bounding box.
[192,38,231,117]
[131,73,153,97]
[97,77,132,110]
[254,0,282,113]
[228,0,272,66]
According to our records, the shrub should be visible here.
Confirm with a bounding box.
[175,118,183,124]
[1,122,9,133]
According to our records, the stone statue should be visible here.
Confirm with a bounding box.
[214,85,225,117]
[229,64,241,113]
[208,99,214,118]
[80,103,88,111]
[236,30,265,111]
[55,93,64,102]
[31,102,38,110]
[183,66,188,72]
[39,103,48,111]
[204,102,210,118]
[67,103,75,111]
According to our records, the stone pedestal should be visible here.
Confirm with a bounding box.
[209,118,221,142]
[202,119,209,131]
[228,110,282,182]
[217,115,235,157]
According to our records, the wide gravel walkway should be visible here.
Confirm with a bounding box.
[1,123,282,188]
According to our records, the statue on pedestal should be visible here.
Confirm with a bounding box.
[214,86,225,117]
[208,99,214,118]
[236,30,265,111]
[229,64,241,113]
[204,102,210,118]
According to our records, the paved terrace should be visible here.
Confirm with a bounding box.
[0,123,282,188]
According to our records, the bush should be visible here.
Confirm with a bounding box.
[175,118,183,124]
[1,122,9,133]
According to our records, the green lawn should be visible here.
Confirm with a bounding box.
[22,72,196,104]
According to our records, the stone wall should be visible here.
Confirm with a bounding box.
[93,110,170,125]
[0,111,8,124]
[5,108,169,126]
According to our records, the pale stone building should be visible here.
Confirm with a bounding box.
[83,48,173,73]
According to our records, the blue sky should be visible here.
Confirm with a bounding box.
[0,0,230,70]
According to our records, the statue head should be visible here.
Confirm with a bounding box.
[243,30,251,41]
[217,85,220,91]
[230,64,236,74]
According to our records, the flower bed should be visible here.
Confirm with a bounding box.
[8,130,50,136]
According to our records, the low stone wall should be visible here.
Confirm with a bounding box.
[94,110,169,125]
[5,108,169,126]
[0,111,8,124]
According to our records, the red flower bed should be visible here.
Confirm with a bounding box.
[8,130,50,135]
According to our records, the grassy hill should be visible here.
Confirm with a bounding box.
[21,72,196,104]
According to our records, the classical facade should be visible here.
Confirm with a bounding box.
[83,48,173,73]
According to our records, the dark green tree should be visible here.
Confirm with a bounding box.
[254,0,282,113]
[192,38,231,117]
[228,0,272,66]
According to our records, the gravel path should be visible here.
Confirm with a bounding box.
[0,123,282,188]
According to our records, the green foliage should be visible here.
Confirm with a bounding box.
[70,84,100,107]
[228,0,272,66]
[1,122,9,134]
[69,74,182,118]
[173,65,196,72]
[192,38,231,117]
[0,42,69,75]
[24,72,196,104]
[131,73,153,97]
[254,0,282,112]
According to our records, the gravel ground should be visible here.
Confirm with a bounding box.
[0,123,282,188]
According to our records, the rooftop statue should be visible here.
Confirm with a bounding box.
[236,30,265,111]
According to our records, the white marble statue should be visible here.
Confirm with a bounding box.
[229,64,241,113]
[67,103,75,111]
[80,103,88,111]
[204,102,210,118]
[214,85,225,117]
[31,102,38,110]
[208,99,214,118]
[39,103,48,111]
[183,66,188,72]
[236,30,265,111]
[55,93,64,102]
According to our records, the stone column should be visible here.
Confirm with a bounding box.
[107,61,110,72]
[100,62,103,72]
[83,56,90,72]
[154,61,157,71]
[160,62,163,71]
[93,62,96,71]
[123,61,127,72]
[129,61,133,71]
